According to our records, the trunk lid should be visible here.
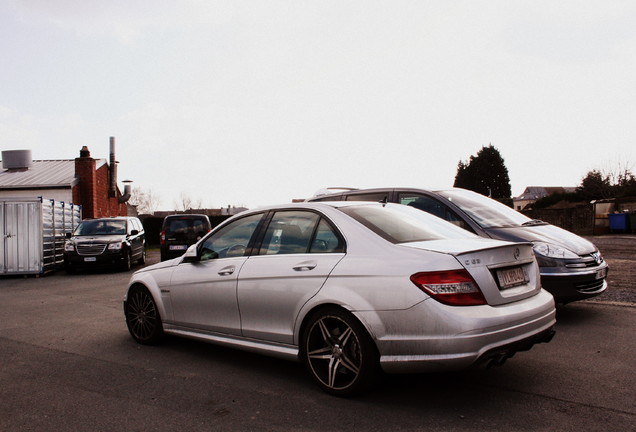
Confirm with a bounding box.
[402,239,541,306]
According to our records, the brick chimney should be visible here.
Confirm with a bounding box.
[74,146,97,218]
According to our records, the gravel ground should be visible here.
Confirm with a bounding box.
[583,235,635,306]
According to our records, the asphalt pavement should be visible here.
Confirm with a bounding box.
[0,251,634,431]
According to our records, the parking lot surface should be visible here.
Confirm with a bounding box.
[0,238,634,431]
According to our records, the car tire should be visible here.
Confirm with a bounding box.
[124,286,164,345]
[121,250,132,272]
[138,247,146,265]
[301,307,380,396]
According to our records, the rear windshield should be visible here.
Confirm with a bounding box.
[339,204,477,244]
[164,217,210,236]
[75,220,126,236]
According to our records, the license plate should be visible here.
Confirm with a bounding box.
[84,257,97,262]
[596,268,607,279]
[497,266,528,290]
[169,245,188,251]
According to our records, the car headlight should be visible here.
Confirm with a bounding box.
[533,242,579,259]
[64,243,75,252]
[108,243,123,250]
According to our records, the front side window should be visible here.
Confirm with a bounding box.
[130,219,141,233]
[258,211,344,255]
[199,213,264,261]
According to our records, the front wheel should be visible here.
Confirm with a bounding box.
[125,287,164,345]
[138,247,146,265]
[121,250,132,272]
[301,307,379,396]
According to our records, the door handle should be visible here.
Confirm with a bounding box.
[218,266,236,276]
[293,262,317,271]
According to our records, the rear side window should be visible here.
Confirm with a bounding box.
[258,211,345,255]
[311,219,344,253]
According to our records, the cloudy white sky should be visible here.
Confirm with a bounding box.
[1,0,635,210]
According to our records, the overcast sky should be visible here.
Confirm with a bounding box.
[1,1,635,210]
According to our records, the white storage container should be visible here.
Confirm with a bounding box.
[1,197,81,275]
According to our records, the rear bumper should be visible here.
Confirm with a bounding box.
[355,290,556,373]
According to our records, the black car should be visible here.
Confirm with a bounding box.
[160,214,211,261]
[308,187,608,304]
[64,217,146,272]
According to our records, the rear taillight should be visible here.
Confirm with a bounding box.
[160,231,166,245]
[410,270,486,306]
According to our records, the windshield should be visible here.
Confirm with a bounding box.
[436,189,532,229]
[339,203,477,244]
[75,220,127,235]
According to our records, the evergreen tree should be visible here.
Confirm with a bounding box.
[453,144,512,200]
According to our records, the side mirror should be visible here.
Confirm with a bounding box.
[66,232,72,239]
[181,244,199,263]
[131,229,139,236]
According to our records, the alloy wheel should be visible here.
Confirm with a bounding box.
[305,313,365,393]
[125,288,163,344]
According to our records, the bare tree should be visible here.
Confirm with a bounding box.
[129,187,161,215]
[176,192,202,212]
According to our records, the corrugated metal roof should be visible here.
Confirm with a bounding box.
[0,159,107,189]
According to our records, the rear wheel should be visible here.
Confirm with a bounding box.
[301,307,379,396]
[125,286,164,345]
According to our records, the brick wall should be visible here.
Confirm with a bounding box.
[73,146,127,219]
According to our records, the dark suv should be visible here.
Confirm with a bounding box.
[160,214,212,261]
[308,187,608,304]
[64,217,146,272]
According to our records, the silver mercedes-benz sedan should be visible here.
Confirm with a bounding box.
[123,202,556,396]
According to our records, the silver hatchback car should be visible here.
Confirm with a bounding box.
[124,202,555,396]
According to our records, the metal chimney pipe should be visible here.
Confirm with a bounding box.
[109,137,117,197]
[119,180,133,203]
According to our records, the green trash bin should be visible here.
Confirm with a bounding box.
[629,213,636,234]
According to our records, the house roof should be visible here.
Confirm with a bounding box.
[514,186,576,201]
[0,159,107,190]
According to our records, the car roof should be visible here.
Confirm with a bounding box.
[164,214,209,218]
[230,201,403,219]
[82,216,134,221]
[308,186,461,200]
